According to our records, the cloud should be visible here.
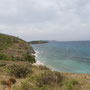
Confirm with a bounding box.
[0,0,90,41]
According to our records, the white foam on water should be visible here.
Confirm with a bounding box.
[33,50,44,66]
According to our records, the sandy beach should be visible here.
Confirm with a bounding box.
[32,50,44,66]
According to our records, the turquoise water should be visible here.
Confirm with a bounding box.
[31,41,90,74]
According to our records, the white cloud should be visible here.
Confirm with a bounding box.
[0,0,90,41]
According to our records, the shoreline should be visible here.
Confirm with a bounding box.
[32,50,90,75]
[32,50,56,71]
[33,50,44,66]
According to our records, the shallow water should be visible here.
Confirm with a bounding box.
[31,41,90,74]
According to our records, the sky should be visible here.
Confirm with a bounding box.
[0,0,90,41]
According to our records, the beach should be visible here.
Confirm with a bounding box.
[33,50,44,66]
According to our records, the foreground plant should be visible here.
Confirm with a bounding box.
[7,64,33,78]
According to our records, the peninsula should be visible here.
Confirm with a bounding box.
[28,40,48,44]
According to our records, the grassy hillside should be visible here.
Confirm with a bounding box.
[0,33,35,62]
[0,33,19,49]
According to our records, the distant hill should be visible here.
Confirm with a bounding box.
[28,40,48,44]
[0,33,35,61]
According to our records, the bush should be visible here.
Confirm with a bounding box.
[0,62,6,67]
[24,54,36,64]
[65,79,79,90]
[38,65,50,71]
[0,53,7,60]
[36,71,63,87]
[9,56,18,61]
[7,64,33,78]
[13,80,38,90]
[20,81,32,90]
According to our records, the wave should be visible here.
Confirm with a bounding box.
[33,50,44,65]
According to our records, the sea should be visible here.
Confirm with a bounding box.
[31,41,90,74]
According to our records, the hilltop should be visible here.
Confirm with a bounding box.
[0,33,35,62]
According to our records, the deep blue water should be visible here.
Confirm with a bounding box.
[31,41,90,74]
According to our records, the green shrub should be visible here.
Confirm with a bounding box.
[24,54,36,63]
[7,64,33,78]
[65,79,79,90]
[9,56,18,61]
[28,41,48,44]
[36,71,63,87]
[38,65,50,71]
[0,53,7,60]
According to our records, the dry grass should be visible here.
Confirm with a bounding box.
[38,65,51,71]
[0,61,90,90]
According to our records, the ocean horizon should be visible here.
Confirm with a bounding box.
[31,41,90,74]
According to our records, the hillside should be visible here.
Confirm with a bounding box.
[0,33,35,61]
[0,61,90,90]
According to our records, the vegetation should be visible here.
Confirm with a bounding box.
[0,53,7,60]
[0,61,90,90]
[19,81,32,90]
[28,40,48,44]
[0,33,19,49]
[1,78,16,86]
[38,65,50,70]
[0,33,35,63]
[7,64,33,78]
[24,54,36,63]
[65,79,79,90]
[0,62,6,67]
[35,71,63,87]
